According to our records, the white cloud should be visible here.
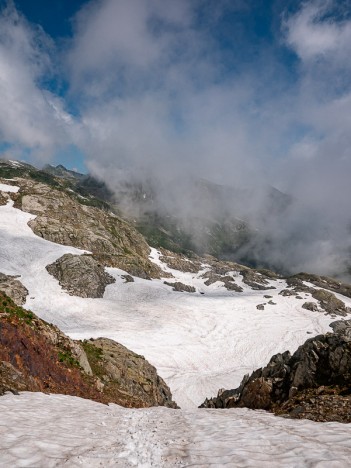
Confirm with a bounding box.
[284,0,351,65]
[0,3,78,161]
[0,0,351,276]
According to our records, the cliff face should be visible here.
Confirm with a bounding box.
[0,292,177,409]
[200,320,351,422]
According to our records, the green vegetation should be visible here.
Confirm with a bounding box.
[136,221,194,255]
[0,164,29,179]
[28,170,60,188]
[57,350,80,368]
[0,292,34,324]
[81,340,105,378]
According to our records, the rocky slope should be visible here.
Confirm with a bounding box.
[200,320,351,422]
[3,175,164,279]
[0,291,177,408]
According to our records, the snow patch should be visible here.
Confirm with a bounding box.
[0,182,19,193]
[1,392,351,467]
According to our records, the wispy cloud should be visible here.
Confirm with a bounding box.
[0,0,351,277]
[0,2,77,161]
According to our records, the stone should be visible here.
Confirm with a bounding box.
[311,289,349,316]
[0,273,28,305]
[81,338,178,408]
[46,254,115,298]
[302,302,318,312]
[200,320,351,422]
[164,281,196,293]
[121,274,134,283]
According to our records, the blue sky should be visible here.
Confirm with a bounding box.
[0,0,350,201]
[1,0,351,275]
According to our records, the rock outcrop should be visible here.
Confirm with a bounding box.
[311,289,349,316]
[46,254,115,298]
[82,338,177,408]
[200,320,351,422]
[164,281,196,293]
[0,192,7,206]
[289,272,351,299]
[11,178,164,279]
[201,271,243,292]
[240,269,275,290]
[0,292,177,408]
[159,248,202,273]
[284,276,350,316]
[0,273,28,305]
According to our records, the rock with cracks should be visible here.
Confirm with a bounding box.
[200,319,351,422]
[46,254,116,298]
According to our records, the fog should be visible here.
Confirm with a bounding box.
[0,0,351,278]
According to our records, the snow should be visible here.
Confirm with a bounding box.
[1,392,351,467]
[0,182,19,193]
[1,197,351,465]
[8,160,24,167]
[0,199,350,408]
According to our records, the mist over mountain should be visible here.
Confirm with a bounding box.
[35,160,351,280]
[0,0,351,278]
[99,169,351,281]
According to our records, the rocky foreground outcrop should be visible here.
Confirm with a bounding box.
[0,292,177,408]
[200,320,351,422]
[46,254,115,298]
[82,338,175,408]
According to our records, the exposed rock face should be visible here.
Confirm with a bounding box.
[0,292,98,400]
[201,271,243,292]
[279,289,295,297]
[12,179,164,280]
[0,273,28,305]
[302,302,318,312]
[159,249,202,273]
[240,269,275,290]
[200,320,351,422]
[121,274,134,283]
[164,281,196,293]
[46,254,115,298]
[82,338,177,408]
[311,289,349,316]
[0,292,178,408]
[0,192,7,205]
[290,273,351,299]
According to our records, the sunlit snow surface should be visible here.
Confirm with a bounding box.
[0,196,348,408]
[1,392,351,467]
[1,191,351,466]
[0,182,19,193]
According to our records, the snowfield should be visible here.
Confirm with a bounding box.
[1,186,351,466]
[1,392,351,467]
[0,182,19,193]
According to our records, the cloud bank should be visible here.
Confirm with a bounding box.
[0,0,351,277]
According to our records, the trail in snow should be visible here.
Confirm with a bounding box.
[1,392,351,468]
